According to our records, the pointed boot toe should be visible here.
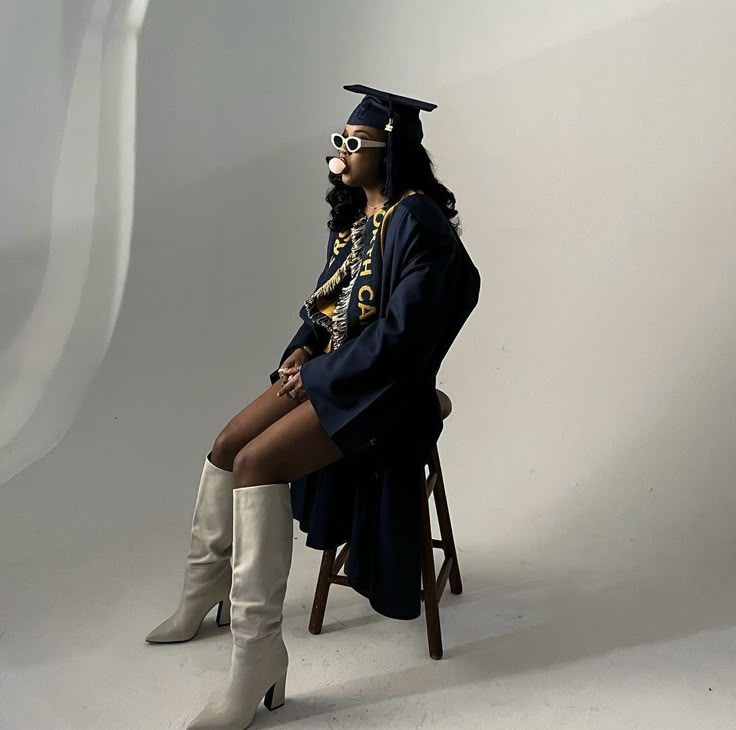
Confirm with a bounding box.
[186,483,293,729]
[145,452,234,644]
[145,564,232,643]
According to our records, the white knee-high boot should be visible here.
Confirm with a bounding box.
[186,482,293,730]
[145,452,234,643]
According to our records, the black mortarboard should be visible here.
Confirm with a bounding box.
[343,84,437,201]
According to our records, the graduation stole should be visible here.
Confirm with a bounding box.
[304,189,418,353]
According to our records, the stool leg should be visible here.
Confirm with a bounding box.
[420,466,443,660]
[431,446,463,595]
[309,547,336,634]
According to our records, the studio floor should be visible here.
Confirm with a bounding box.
[2,446,736,729]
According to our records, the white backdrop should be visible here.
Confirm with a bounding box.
[0,0,149,488]
[2,2,736,727]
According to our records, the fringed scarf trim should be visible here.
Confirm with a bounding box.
[304,189,420,353]
[304,214,367,351]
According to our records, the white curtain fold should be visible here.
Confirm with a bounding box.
[0,0,149,488]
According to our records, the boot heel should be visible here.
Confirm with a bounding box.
[215,597,231,627]
[263,671,287,711]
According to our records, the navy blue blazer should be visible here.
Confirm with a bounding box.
[269,192,481,619]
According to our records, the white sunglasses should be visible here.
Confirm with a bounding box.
[330,132,386,153]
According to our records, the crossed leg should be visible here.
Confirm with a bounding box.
[210,379,345,488]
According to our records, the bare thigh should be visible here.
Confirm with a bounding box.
[232,398,345,487]
[210,379,302,469]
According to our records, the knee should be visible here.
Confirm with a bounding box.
[211,432,238,470]
[232,445,280,487]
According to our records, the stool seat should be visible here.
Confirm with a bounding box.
[436,388,452,419]
[307,387,463,659]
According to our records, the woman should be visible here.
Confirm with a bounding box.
[145,84,481,730]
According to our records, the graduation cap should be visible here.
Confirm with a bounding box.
[341,84,437,201]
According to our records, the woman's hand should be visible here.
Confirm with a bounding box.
[280,347,311,373]
[276,347,311,402]
[277,369,308,401]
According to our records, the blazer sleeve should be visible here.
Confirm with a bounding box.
[297,205,471,434]
[268,306,329,385]
[268,229,336,385]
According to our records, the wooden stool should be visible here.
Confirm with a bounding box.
[307,388,463,660]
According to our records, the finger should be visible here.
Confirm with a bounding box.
[276,372,298,397]
[286,377,302,400]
